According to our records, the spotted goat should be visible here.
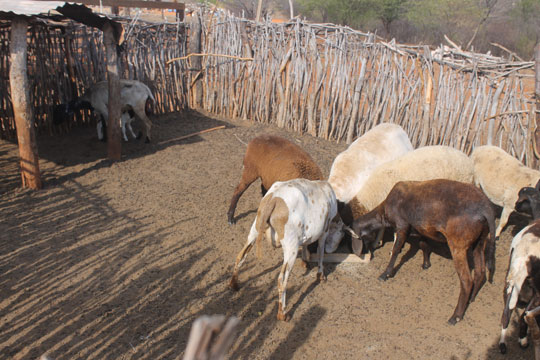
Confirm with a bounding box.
[228,178,344,321]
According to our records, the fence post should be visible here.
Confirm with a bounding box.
[103,22,122,160]
[535,43,540,158]
[187,12,203,109]
[10,17,42,190]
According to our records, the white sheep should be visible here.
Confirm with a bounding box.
[228,178,342,321]
[328,122,413,204]
[471,145,540,238]
[54,79,155,142]
[345,145,474,256]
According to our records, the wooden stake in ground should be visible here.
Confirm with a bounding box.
[10,17,42,189]
[535,43,540,159]
[183,315,239,360]
[187,12,203,109]
[103,22,122,160]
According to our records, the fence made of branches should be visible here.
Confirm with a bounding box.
[0,17,187,140]
[184,10,537,166]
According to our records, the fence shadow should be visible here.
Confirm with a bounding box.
[0,175,219,359]
[36,110,231,169]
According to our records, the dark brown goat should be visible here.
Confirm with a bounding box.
[227,135,323,224]
[351,179,496,325]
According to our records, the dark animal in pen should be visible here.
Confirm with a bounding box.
[351,179,496,325]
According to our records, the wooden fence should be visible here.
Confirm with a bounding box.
[0,17,187,139]
[184,10,537,166]
[0,9,537,166]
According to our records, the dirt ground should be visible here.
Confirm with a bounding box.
[0,111,536,360]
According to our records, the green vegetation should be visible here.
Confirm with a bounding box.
[208,0,538,59]
[292,0,539,59]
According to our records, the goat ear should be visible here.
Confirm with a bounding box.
[535,179,540,192]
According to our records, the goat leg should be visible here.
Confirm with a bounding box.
[379,228,408,281]
[277,245,297,321]
[316,235,326,282]
[419,240,432,270]
[448,248,473,325]
[227,168,258,225]
[525,305,540,359]
[229,240,254,291]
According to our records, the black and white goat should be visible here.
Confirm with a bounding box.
[53,79,155,142]
[499,180,540,355]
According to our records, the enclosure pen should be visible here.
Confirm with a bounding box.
[0,7,537,166]
[0,16,187,140]
[173,8,536,166]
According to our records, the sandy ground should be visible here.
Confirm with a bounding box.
[0,111,536,359]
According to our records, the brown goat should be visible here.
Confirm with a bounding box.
[351,179,496,325]
[227,135,323,224]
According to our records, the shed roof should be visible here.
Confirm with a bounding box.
[0,1,69,18]
[0,1,124,44]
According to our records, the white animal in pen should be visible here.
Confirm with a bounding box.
[54,79,155,142]
[228,178,343,321]
[328,122,413,205]
[471,145,540,238]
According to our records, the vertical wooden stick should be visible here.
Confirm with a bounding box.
[10,17,42,189]
[103,22,122,160]
[534,43,540,158]
[187,11,203,108]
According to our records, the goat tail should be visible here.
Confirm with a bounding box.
[485,210,497,283]
[254,195,276,259]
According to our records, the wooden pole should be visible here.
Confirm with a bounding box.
[534,43,540,158]
[187,12,202,108]
[10,17,42,190]
[255,0,263,22]
[103,22,122,160]
[175,0,184,22]
[288,0,294,19]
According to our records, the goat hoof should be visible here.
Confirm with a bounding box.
[447,316,460,325]
[277,311,290,322]
[136,131,143,140]
[422,263,431,270]
[378,273,389,281]
[228,278,240,291]
[228,216,236,225]
[519,337,529,349]
[317,272,327,282]
[498,343,507,354]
